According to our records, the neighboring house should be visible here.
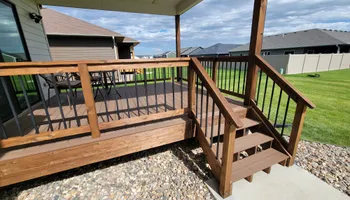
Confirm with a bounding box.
[41,8,139,60]
[154,51,176,58]
[230,29,350,56]
[192,43,241,57]
[136,55,154,59]
[181,46,203,57]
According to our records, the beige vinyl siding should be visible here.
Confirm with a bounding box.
[10,0,52,61]
[48,36,116,61]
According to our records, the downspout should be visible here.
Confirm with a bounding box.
[112,36,119,59]
[336,44,340,54]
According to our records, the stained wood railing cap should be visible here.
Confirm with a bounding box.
[0,57,191,68]
[255,55,316,109]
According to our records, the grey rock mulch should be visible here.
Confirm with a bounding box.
[295,139,350,196]
[0,139,214,200]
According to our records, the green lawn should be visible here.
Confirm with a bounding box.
[284,69,350,146]
[212,67,350,146]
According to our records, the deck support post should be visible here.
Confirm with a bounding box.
[287,101,307,166]
[78,63,101,138]
[244,0,268,105]
[212,58,218,83]
[188,61,196,118]
[175,15,182,82]
[219,121,236,198]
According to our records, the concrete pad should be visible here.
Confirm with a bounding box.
[205,165,349,200]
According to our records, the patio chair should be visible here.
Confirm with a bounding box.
[40,74,82,107]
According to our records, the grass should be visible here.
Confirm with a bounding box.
[215,67,350,146]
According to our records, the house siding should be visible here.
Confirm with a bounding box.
[48,36,116,61]
[10,0,52,61]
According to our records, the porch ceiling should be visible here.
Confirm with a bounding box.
[35,0,202,15]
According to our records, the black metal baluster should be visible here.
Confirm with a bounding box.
[172,67,175,110]
[18,75,39,133]
[220,62,224,89]
[281,96,291,136]
[210,101,215,147]
[233,62,237,93]
[180,67,183,109]
[256,70,263,105]
[1,77,23,136]
[133,70,140,116]
[228,62,232,92]
[224,61,228,90]
[65,73,80,126]
[153,68,159,113]
[238,62,242,94]
[123,72,131,118]
[0,119,7,139]
[243,62,247,92]
[50,73,67,129]
[267,82,276,120]
[216,111,222,159]
[274,88,283,127]
[35,75,53,131]
[163,68,167,112]
[143,69,150,114]
[205,90,209,137]
[99,72,110,122]
[111,72,121,119]
[261,76,269,113]
[23,75,30,90]
[200,81,204,127]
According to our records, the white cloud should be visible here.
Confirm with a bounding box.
[47,0,350,54]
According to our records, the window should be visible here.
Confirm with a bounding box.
[262,51,271,56]
[284,50,295,55]
[0,0,40,121]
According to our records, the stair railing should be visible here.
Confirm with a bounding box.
[245,55,316,166]
[188,57,243,197]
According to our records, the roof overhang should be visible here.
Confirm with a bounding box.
[35,0,202,16]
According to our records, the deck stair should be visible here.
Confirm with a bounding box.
[199,99,290,184]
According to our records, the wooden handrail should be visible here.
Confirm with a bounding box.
[197,56,249,62]
[255,55,316,109]
[190,57,243,128]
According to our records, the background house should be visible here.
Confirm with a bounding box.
[192,43,241,57]
[230,29,350,56]
[41,8,139,60]
[181,46,203,57]
[154,51,176,58]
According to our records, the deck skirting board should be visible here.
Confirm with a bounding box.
[0,119,192,187]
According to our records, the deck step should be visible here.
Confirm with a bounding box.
[230,148,288,183]
[202,118,260,137]
[211,133,274,160]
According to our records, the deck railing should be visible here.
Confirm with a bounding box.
[246,55,316,166]
[188,58,243,196]
[197,56,249,99]
[0,58,190,148]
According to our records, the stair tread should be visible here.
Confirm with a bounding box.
[211,133,274,159]
[231,148,288,183]
[203,118,260,134]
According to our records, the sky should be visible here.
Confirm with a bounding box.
[46,0,350,55]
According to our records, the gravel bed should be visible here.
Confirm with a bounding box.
[294,139,350,196]
[0,139,214,200]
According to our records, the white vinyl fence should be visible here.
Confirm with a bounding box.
[263,53,350,74]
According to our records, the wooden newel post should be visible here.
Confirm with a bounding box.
[244,0,268,105]
[212,58,218,83]
[219,120,236,198]
[188,61,196,118]
[175,15,182,82]
[78,64,100,138]
[287,100,307,166]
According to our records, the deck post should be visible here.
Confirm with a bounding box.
[244,0,268,105]
[188,61,196,118]
[219,121,236,198]
[78,63,101,138]
[287,101,307,166]
[175,14,182,82]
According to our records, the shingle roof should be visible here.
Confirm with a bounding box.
[230,28,350,52]
[192,43,241,56]
[181,47,203,56]
[41,8,124,37]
